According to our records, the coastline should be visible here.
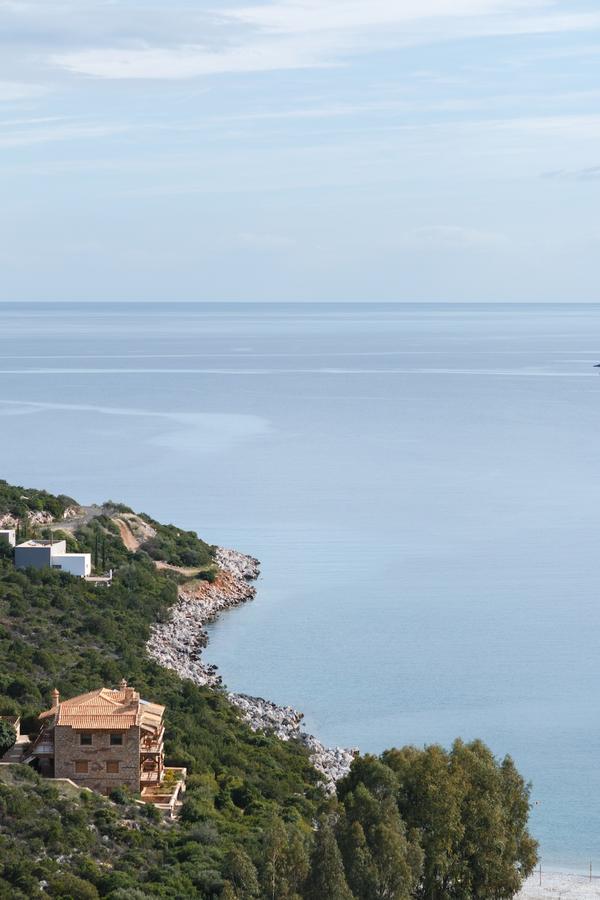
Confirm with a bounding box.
[518,872,600,898]
[147,546,356,791]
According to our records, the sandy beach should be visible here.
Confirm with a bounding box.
[519,873,600,898]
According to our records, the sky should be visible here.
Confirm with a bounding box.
[0,0,599,303]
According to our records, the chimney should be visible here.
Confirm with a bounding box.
[119,679,128,692]
[52,688,60,707]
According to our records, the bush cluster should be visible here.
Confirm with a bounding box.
[0,479,75,521]
[139,516,215,570]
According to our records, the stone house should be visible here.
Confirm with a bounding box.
[29,682,185,813]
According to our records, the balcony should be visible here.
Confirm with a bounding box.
[140,728,164,756]
[140,741,164,757]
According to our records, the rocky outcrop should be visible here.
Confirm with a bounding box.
[0,510,54,528]
[215,547,260,582]
[27,510,54,526]
[147,547,355,791]
[118,513,157,545]
[62,505,83,520]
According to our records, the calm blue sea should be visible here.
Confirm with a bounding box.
[2,301,600,870]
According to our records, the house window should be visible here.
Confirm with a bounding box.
[110,733,123,746]
[75,760,89,774]
[80,734,92,746]
[106,760,120,774]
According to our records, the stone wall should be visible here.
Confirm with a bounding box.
[54,726,141,794]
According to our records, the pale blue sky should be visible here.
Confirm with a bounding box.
[1,0,599,302]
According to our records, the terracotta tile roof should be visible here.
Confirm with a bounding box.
[60,715,139,729]
[39,687,165,733]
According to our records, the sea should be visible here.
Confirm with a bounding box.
[1,301,600,871]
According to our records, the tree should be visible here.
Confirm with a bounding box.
[449,740,538,899]
[304,815,354,900]
[383,740,538,899]
[383,744,465,898]
[260,817,310,900]
[339,818,374,900]
[223,846,259,898]
[338,754,399,803]
[0,537,14,561]
[282,821,311,898]
[0,719,16,755]
[338,783,422,900]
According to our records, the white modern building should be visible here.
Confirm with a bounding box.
[0,529,16,547]
[14,540,91,578]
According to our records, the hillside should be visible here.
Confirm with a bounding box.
[0,480,538,899]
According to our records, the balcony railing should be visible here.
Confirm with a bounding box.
[140,741,164,756]
[28,730,54,756]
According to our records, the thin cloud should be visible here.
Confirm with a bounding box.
[0,80,48,101]
[543,165,600,181]
[224,0,545,33]
[48,1,600,80]
[496,113,600,137]
[0,121,130,149]
[52,36,339,79]
[401,225,510,249]
[224,0,600,44]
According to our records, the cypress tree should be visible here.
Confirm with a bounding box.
[305,816,354,900]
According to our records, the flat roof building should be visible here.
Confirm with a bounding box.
[0,529,16,548]
[15,539,91,578]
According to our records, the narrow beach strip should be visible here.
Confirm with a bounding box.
[519,872,600,898]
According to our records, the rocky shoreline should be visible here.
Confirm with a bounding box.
[147,547,356,791]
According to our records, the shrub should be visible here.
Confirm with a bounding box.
[0,720,16,754]
[47,873,100,900]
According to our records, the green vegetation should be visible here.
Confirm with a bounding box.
[339,749,538,899]
[73,517,133,572]
[139,514,216,570]
[0,479,75,522]
[0,482,537,898]
[0,719,16,755]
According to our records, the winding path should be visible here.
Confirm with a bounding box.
[113,517,140,552]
